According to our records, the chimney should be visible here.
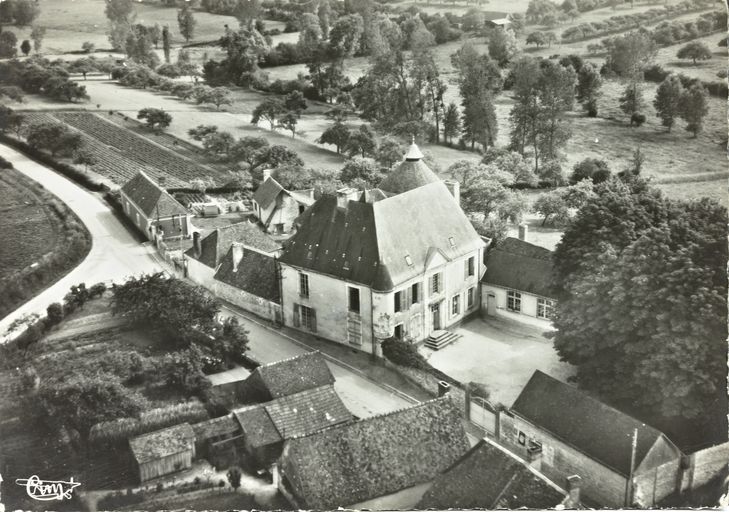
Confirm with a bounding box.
[192,231,201,257]
[526,442,543,471]
[444,179,460,206]
[564,475,581,508]
[232,243,244,272]
[336,187,359,208]
[262,169,272,182]
[438,380,451,397]
[518,223,528,241]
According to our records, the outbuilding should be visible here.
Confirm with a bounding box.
[129,423,196,482]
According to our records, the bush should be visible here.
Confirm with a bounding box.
[89,282,107,298]
[381,337,430,371]
[45,302,64,328]
[631,112,647,127]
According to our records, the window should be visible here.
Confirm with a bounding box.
[394,324,404,339]
[276,223,285,234]
[429,273,442,295]
[299,273,309,298]
[300,305,316,331]
[405,254,413,266]
[466,256,475,277]
[348,287,360,314]
[299,204,305,214]
[451,294,460,316]
[507,290,521,312]
[537,298,555,319]
[411,282,420,305]
[394,290,404,313]
[467,287,475,308]
[517,431,526,446]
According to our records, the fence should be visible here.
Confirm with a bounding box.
[469,396,498,435]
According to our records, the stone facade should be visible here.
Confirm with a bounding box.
[121,192,191,241]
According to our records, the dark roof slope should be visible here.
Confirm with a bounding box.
[280,182,484,291]
[264,385,352,439]
[129,423,195,464]
[482,237,555,297]
[511,371,673,476]
[279,397,470,510]
[418,438,566,509]
[378,158,441,195]
[121,171,188,218]
[214,246,281,304]
[192,415,241,441]
[241,352,335,403]
[234,405,282,448]
[253,177,285,210]
[185,222,280,268]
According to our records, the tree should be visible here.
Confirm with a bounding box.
[177,4,196,43]
[470,216,508,246]
[604,31,657,80]
[105,0,135,50]
[339,157,382,187]
[82,41,95,53]
[576,63,602,116]
[619,82,644,124]
[149,23,161,48]
[26,122,82,156]
[677,41,712,65]
[137,108,172,131]
[194,86,231,110]
[297,13,322,60]
[46,302,64,327]
[251,98,284,131]
[526,32,546,48]
[680,84,709,137]
[0,107,25,135]
[284,90,307,115]
[189,124,218,141]
[488,29,517,67]
[526,0,559,25]
[653,75,684,133]
[317,121,350,154]
[162,25,171,63]
[318,0,331,39]
[13,0,40,26]
[344,124,377,158]
[570,158,610,184]
[0,32,17,58]
[73,148,98,172]
[552,179,728,445]
[29,25,45,53]
[533,189,570,226]
[202,131,235,158]
[328,14,364,59]
[376,136,403,169]
[20,40,31,56]
[442,102,461,145]
[227,467,242,491]
[277,111,299,138]
[231,139,303,177]
[538,159,566,187]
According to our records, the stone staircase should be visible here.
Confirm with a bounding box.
[424,330,461,350]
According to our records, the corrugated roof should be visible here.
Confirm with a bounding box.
[129,423,195,465]
[185,222,281,268]
[482,237,555,297]
[234,405,283,448]
[418,438,566,509]
[279,182,484,291]
[511,371,674,476]
[264,385,352,439]
[279,397,470,510]
[120,171,188,218]
[254,352,334,399]
[213,246,281,304]
[378,158,441,195]
[253,177,285,210]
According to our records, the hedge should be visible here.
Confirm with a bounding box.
[643,64,728,98]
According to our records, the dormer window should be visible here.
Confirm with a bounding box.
[448,237,456,248]
[405,255,413,266]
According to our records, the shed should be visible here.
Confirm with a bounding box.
[129,423,196,482]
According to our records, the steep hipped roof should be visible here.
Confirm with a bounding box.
[120,171,188,218]
[233,385,352,447]
[185,222,281,268]
[240,352,335,403]
[482,237,555,297]
[213,246,281,304]
[253,176,285,210]
[129,423,195,465]
[511,371,674,476]
[279,397,470,510]
[279,182,484,291]
[418,438,567,509]
[378,146,440,195]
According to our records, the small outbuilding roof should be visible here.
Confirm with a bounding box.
[253,176,285,210]
[511,371,677,476]
[240,352,335,402]
[120,171,188,219]
[482,237,555,298]
[418,438,567,509]
[279,397,470,510]
[192,415,241,442]
[213,245,281,304]
[234,405,283,448]
[129,423,195,465]
[185,221,280,268]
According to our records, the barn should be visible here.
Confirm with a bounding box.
[129,423,196,482]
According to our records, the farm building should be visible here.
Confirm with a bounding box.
[233,384,353,470]
[120,171,192,241]
[276,397,470,510]
[252,173,315,235]
[191,415,244,470]
[418,437,578,509]
[129,423,196,482]
[485,17,511,29]
[481,232,556,324]
[278,143,485,355]
[236,352,335,404]
[498,371,683,507]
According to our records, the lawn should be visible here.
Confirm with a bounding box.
[0,166,91,319]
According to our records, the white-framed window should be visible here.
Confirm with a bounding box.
[348,286,360,314]
[451,294,460,316]
[507,290,521,312]
[299,273,309,298]
[467,287,475,308]
[429,272,442,295]
[465,256,475,277]
[537,298,555,319]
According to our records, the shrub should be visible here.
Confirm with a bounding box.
[381,337,430,371]
[45,302,64,328]
[89,282,107,298]
[631,112,647,127]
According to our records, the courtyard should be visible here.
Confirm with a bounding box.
[422,314,575,407]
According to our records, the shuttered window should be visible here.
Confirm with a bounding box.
[299,273,309,298]
[429,273,442,295]
[411,282,421,305]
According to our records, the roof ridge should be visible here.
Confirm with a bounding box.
[255,350,323,371]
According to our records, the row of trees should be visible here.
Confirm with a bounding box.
[0,0,40,26]
[0,58,88,102]
[0,26,45,58]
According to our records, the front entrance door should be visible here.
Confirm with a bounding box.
[431,303,441,331]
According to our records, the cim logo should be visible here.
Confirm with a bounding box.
[15,475,81,501]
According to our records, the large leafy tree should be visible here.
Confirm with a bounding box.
[679,84,709,138]
[251,98,284,130]
[177,3,197,43]
[105,0,135,50]
[552,178,728,446]
[317,121,351,154]
[676,41,712,65]
[653,75,684,133]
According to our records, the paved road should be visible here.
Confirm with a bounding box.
[0,144,163,341]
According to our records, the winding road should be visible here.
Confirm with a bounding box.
[0,144,164,341]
